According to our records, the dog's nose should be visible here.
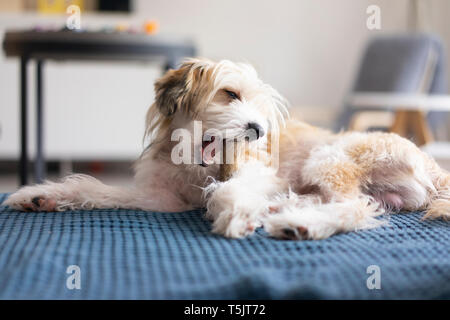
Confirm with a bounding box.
[247,122,265,140]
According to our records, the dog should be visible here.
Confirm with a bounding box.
[4,58,450,240]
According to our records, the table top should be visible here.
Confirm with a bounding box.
[349,92,450,112]
[3,30,196,62]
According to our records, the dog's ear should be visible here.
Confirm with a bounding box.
[154,59,213,116]
[154,63,190,116]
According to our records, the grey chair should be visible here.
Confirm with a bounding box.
[336,33,448,138]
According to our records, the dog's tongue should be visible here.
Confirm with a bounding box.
[201,136,216,166]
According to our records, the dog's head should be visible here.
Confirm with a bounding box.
[145,58,289,166]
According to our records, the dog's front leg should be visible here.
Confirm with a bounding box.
[204,161,286,238]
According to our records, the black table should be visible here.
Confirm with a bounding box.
[3,30,196,185]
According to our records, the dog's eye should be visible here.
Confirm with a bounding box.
[225,90,239,100]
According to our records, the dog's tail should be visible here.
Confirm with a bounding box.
[425,169,450,220]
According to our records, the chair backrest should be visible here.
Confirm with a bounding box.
[336,33,448,134]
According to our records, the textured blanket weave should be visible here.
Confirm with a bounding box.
[0,193,449,299]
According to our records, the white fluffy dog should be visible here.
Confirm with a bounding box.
[5,58,450,240]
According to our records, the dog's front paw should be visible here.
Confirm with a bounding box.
[271,225,310,240]
[264,208,336,240]
[204,178,268,238]
[4,187,58,212]
[211,208,261,238]
[265,217,333,240]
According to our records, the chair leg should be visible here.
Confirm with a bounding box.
[410,110,433,146]
[389,110,433,146]
[390,110,408,137]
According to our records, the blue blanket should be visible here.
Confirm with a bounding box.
[0,193,449,299]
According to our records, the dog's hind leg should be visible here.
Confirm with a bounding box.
[3,174,188,212]
[264,192,385,240]
[425,170,450,220]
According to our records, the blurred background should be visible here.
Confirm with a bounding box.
[1,0,450,191]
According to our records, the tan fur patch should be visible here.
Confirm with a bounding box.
[323,162,364,196]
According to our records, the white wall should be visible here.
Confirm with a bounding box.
[135,0,411,109]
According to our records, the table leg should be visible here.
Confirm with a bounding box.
[20,57,28,186]
[35,60,45,183]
